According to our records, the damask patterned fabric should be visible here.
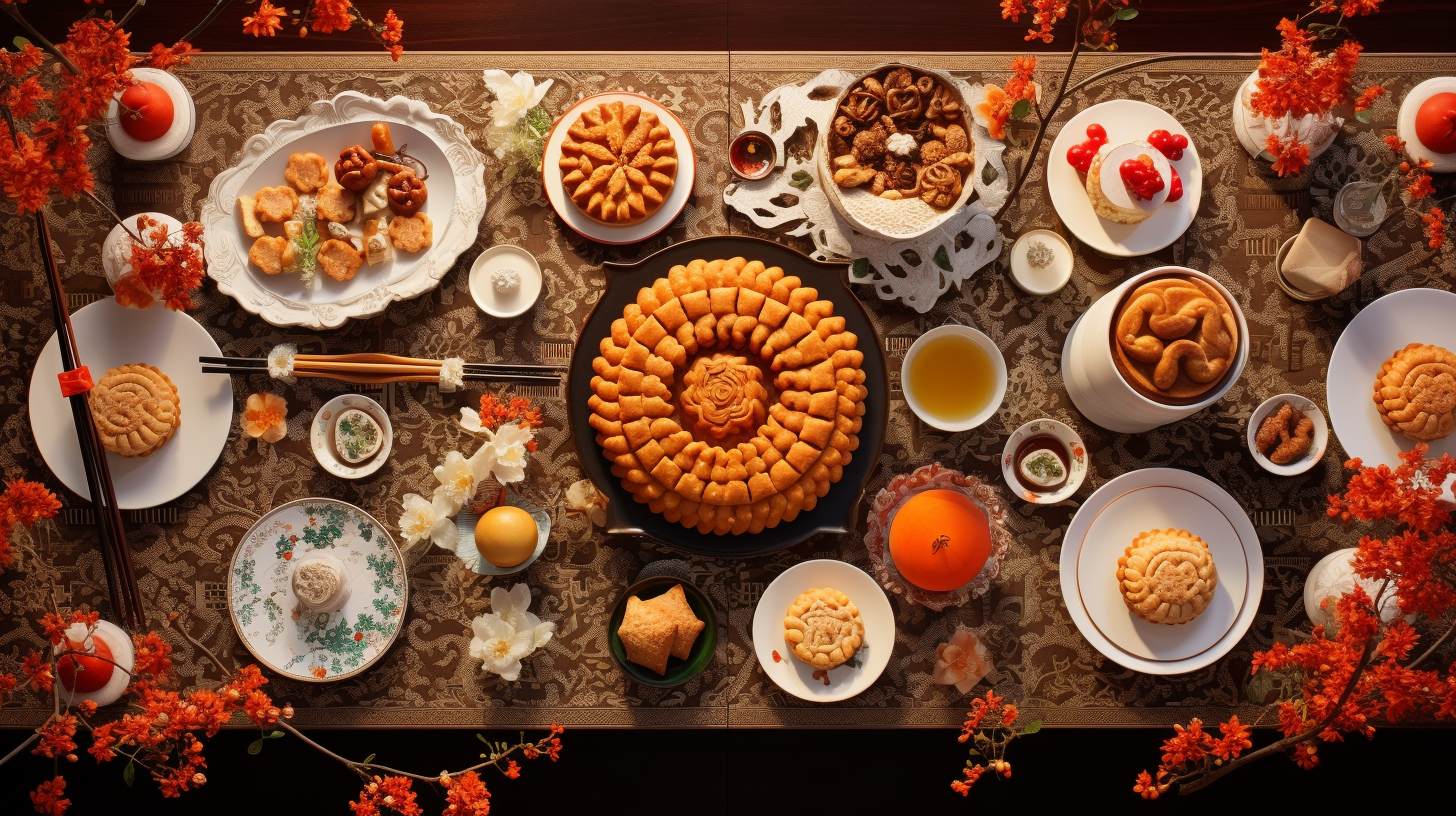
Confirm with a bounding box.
[1,53,1453,729]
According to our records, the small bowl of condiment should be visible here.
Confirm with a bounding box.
[729,130,776,181]
[469,244,544,319]
[1008,229,1074,296]
[1247,393,1327,476]
[311,394,393,480]
[1000,418,1087,504]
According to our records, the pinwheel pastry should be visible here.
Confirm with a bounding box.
[588,257,869,535]
[1117,529,1217,625]
[1373,343,1456,441]
[559,100,678,225]
[1112,276,1239,402]
[88,363,182,458]
[783,586,865,669]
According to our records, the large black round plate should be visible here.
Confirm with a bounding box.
[568,236,888,557]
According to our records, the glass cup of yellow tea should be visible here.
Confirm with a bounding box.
[901,325,1008,432]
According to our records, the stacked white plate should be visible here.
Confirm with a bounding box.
[1062,266,1249,434]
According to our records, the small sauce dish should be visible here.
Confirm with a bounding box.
[469,244,544,319]
[1000,418,1088,504]
[729,130,776,181]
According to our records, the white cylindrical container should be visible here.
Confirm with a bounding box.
[1062,266,1249,433]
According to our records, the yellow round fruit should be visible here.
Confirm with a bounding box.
[474,506,539,568]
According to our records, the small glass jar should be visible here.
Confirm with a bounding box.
[1332,180,1388,237]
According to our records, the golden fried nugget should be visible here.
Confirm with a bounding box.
[617,596,677,676]
[247,235,295,276]
[284,152,330,193]
[316,183,356,223]
[237,194,264,238]
[387,212,433,253]
[254,185,299,222]
[316,239,363,282]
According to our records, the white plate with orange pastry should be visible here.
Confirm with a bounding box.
[201,92,486,329]
[542,92,695,245]
[1048,99,1201,257]
[1328,287,1456,471]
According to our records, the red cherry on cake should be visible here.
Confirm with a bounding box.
[117,81,175,142]
[1119,155,1165,201]
[1415,92,1456,154]
[1147,129,1188,161]
[1066,123,1109,173]
[57,634,116,695]
[1166,166,1183,203]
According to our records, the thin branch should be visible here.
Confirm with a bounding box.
[1,5,82,76]
[163,613,233,676]
[83,191,141,243]
[116,0,147,29]
[1407,616,1456,670]
[272,719,549,783]
[0,733,40,768]
[180,0,235,45]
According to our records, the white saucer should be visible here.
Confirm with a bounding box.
[310,394,393,480]
[1000,418,1087,504]
[1397,77,1456,174]
[1009,229,1074,296]
[1059,468,1262,675]
[104,67,196,162]
[1246,393,1327,476]
[751,559,894,703]
[1047,99,1202,257]
[469,244,544,319]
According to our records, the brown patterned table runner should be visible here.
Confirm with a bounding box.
[2,53,1453,729]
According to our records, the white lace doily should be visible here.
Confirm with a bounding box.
[724,69,1009,313]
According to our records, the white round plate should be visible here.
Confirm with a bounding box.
[542,92,695,245]
[227,498,407,682]
[1327,288,1456,468]
[201,92,487,329]
[1059,468,1262,675]
[1246,393,1327,476]
[469,244,544,319]
[310,394,393,480]
[1047,99,1202,257]
[1000,418,1088,504]
[28,299,233,509]
[1397,77,1456,174]
[751,559,894,703]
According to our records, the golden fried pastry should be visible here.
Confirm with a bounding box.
[316,239,363,282]
[618,595,678,675]
[371,122,396,155]
[1112,276,1239,402]
[88,363,181,458]
[253,185,299,223]
[316,183,356,223]
[559,100,677,225]
[588,257,869,536]
[284,152,330,193]
[335,144,378,192]
[642,584,706,661]
[247,235,295,276]
[1374,343,1456,442]
[385,168,428,217]
[783,587,864,670]
[1117,529,1217,625]
[387,212,433,253]
[237,194,264,238]
[1255,402,1315,464]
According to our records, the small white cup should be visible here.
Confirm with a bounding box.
[901,324,1007,432]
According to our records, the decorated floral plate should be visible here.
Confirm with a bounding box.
[310,394,393,480]
[201,91,487,329]
[28,298,233,509]
[227,498,407,682]
[1059,468,1262,675]
[541,91,696,245]
[999,418,1088,504]
[1047,99,1202,257]
[751,559,894,703]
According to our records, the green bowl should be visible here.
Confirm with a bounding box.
[607,576,718,688]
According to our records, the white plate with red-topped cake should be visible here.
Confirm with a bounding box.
[1048,99,1201,257]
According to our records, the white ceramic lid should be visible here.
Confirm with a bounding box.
[1398,77,1456,173]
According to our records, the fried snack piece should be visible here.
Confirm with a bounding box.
[371,122,396,155]
[388,212,433,253]
[254,186,299,222]
[89,363,181,458]
[1373,343,1456,442]
[1254,402,1315,464]
[783,587,864,669]
[386,168,428,217]
[1117,529,1217,625]
[247,235,295,275]
[1113,276,1239,402]
[237,194,264,238]
[316,183,356,222]
[335,145,378,192]
[284,152,330,193]
[618,596,677,675]
[642,584,706,660]
[316,239,363,282]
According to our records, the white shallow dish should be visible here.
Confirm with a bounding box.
[1397,77,1456,174]
[752,559,894,703]
[469,244,544,318]
[1000,418,1088,504]
[1246,393,1327,476]
[29,299,233,509]
[1047,99,1202,257]
[310,394,393,480]
[1327,288,1456,469]
[450,497,551,577]
[1009,229,1074,296]
[1059,468,1262,675]
[104,67,196,162]
[542,92,695,245]
[201,92,487,329]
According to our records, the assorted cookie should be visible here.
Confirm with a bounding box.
[559,100,678,225]
[1116,529,1217,626]
[783,586,864,669]
[88,363,182,458]
[1374,343,1456,442]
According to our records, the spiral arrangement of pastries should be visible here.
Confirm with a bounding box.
[1112,276,1239,402]
[588,257,869,535]
[1373,343,1456,441]
[559,100,678,225]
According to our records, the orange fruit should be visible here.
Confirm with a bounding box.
[888,489,991,592]
[57,635,116,694]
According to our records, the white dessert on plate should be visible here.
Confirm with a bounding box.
[1085,140,1171,225]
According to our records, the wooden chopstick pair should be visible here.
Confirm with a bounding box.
[199,353,564,385]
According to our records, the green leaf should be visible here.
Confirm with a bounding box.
[1011,98,1032,119]
[13,36,31,51]
[1115,7,1139,20]
[363,753,377,766]
[849,258,870,279]
[788,170,814,191]
[933,245,952,272]
[122,761,135,787]
[1019,720,1043,736]
[1354,108,1373,124]
[247,738,264,755]
[267,730,285,739]
[982,161,999,185]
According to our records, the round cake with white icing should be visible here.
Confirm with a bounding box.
[1085,140,1171,225]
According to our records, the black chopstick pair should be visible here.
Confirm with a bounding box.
[198,355,565,375]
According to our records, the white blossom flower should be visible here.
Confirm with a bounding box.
[886,132,917,157]
[459,406,487,435]
[481,69,553,129]
[432,450,486,515]
[565,479,607,527]
[468,583,555,681]
[267,343,297,383]
[397,491,458,554]
[479,423,533,485]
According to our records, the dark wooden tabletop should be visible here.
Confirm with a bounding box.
[4,0,1455,54]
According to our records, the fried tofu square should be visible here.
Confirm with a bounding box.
[254,185,299,222]
[618,596,677,675]
[643,584,706,660]
[388,212,433,253]
[247,235,294,275]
